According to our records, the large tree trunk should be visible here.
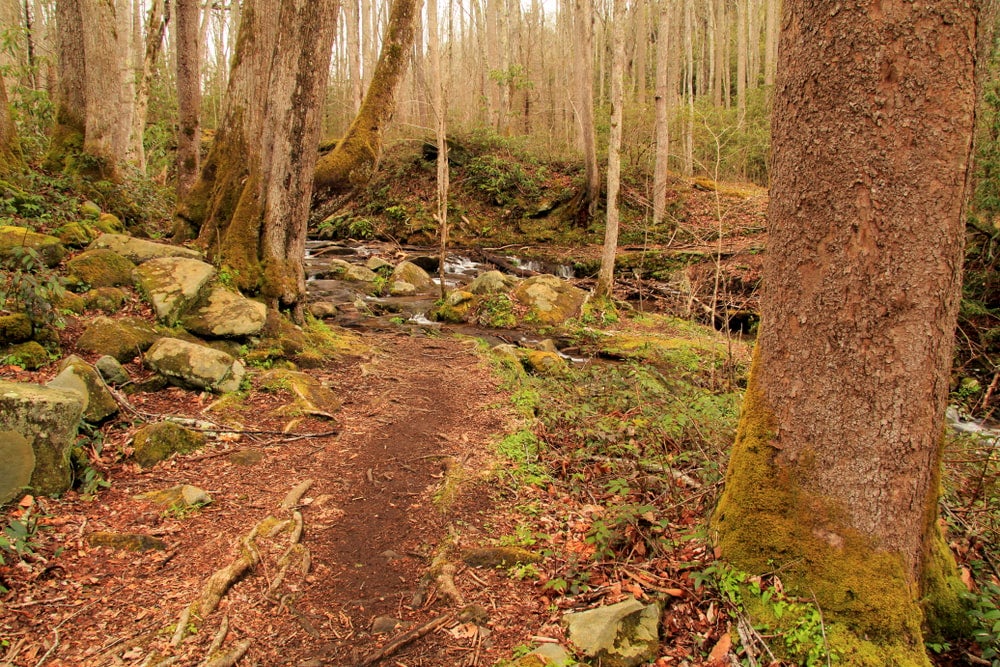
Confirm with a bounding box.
[175,0,201,199]
[313,0,420,197]
[175,0,339,317]
[712,0,980,660]
[46,0,86,171]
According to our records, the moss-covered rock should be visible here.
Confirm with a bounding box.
[77,316,159,363]
[144,337,246,394]
[391,260,434,291]
[0,313,32,345]
[0,225,67,268]
[327,258,378,282]
[94,212,125,234]
[133,256,216,323]
[180,284,267,337]
[80,200,101,219]
[47,356,118,423]
[0,380,84,496]
[523,350,566,376]
[131,421,207,467]
[88,233,203,264]
[82,287,130,313]
[55,221,99,248]
[513,274,587,326]
[66,248,135,289]
[261,369,342,419]
[2,341,50,370]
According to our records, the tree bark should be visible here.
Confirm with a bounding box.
[595,0,625,299]
[0,76,23,176]
[652,0,671,224]
[313,0,420,196]
[175,0,340,317]
[46,0,87,171]
[427,0,449,300]
[175,0,201,200]
[132,0,169,173]
[574,0,600,225]
[713,0,980,658]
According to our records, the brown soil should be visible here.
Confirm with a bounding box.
[0,330,553,666]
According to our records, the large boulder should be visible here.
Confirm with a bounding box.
[47,356,118,423]
[513,274,588,326]
[562,598,661,667]
[77,316,159,363]
[145,337,246,393]
[65,248,135,289]
[0,380,84,496]
[391,260,435,291]
[88,233,202,264]
[180,284,267,338]
[327,258,378,282]
[0,431,35,505]
[1,341,49,370]
[468,270,518,295]
[133,257,216,323]
[131,421,207,468]
[0,225,67,268]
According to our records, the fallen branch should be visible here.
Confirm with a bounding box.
[202,639,251,667]
[584,455,702,489]
[356,612,455,666]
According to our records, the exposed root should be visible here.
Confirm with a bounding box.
[202,639,251,667]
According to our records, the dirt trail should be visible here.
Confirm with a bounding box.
[0,330,549,666]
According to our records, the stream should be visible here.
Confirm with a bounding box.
[304,239,581,351]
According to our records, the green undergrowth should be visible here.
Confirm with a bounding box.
[483,311,748,657]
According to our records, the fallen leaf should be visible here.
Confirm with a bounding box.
[707,632,732,664]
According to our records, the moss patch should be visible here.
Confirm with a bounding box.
[711,350,933,663]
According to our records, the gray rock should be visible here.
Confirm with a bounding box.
[468,270,518,295]
[181,284,267,337]
[0,430,35,505]
[365,257,393,273]
[88,233,203,264]
[133,257,216,323]
[389,280,417,296]
[371,616,405,634]
[65,248,135,288]
[0,225,67,268]
[391,261,434,291]
[95,356,130,386]
[563,598,661,667]
[513,275,588,326]
[308,302,338,319]
[0,380,84,496]
[47,357,118,423]
[512,643,574,667]
[328,258,378,282]
[77,316,159,363]
[145,337,246,394]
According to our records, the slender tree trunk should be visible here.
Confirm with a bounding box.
[713,0,981,659]
[763,0,778,87]
[176,0,340,317]
[347,0,363,114]
[575,0,600,224]
[682,0,693,175]
[131,0,169,174]
[175,0,201,199]
[735,0,747,123]
[596,0,625,299]
[0,76,23,176]
[652,0,671,224]
[428,0,449,299]
[313,0,421,196]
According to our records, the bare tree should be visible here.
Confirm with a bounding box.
[595,0,626,298]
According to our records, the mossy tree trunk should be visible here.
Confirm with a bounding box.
[48,0,135,181]
[174,0,339,319]
[712,0,980,663]
[595,0,624,299]
[312,0,420,197]
[0,75,22,176]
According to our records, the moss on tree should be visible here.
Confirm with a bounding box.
[711,349,968,666]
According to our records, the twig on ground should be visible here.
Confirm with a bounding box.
[356,612,455,667]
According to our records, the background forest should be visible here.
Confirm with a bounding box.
[3,1,1000,665]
